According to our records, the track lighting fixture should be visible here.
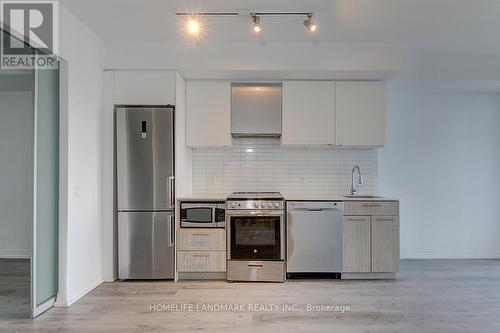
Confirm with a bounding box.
[176,11,317,36]
[303,14,317,32]
[252,14,261,33]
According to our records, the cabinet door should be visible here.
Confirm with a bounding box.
[336,81,386,146]
[186,80,231,147]
[282,81,336,145]
[114,71,176,105]
[343,216,371,272]
[371,216,400,272]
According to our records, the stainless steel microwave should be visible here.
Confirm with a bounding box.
[180,202,226,228]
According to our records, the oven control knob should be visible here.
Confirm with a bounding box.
[253,249,258,253]
[261,202,267,208]
[274,202,280,208]
[253,201,259,208]
[230,202,236,208]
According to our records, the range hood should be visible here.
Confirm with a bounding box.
[231,83,282,137]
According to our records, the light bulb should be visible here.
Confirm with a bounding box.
[253,24,261,33]
[187,19,200,34]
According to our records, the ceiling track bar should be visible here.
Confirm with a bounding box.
[176,12,239,16]
[176,12,312,17]
[253,12,312,16]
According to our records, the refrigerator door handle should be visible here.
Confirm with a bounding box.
[168,176,175,208]
[169,214,175,247]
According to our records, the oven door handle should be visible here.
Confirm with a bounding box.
[226,216,231,260]
[248,214,283,218]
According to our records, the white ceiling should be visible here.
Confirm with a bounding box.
[61,0,500,54]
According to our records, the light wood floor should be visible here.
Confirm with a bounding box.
[1,260,500,332]
[0,259,30,321]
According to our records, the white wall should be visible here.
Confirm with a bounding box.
[0,90,33,258]
[379,91,500,259]
[105,42,402,80]
[174,72,192,197]
[57,5,105,306]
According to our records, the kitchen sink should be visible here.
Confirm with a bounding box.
[343,195,382,199]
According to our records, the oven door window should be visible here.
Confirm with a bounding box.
[230,216,281,260]
[181,208,213,223]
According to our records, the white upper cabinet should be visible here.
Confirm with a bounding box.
[282,81,336,146]
[186,80,232,147]
[114,71,176,105]
[335,81,386,146]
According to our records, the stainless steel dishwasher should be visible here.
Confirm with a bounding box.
[286,201,344,278]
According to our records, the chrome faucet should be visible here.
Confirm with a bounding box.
[351,165,364,196]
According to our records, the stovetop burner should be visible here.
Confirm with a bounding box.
[228,191,283,200]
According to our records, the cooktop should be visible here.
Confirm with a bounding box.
[227,192,283,200]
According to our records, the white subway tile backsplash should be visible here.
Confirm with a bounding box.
[192,138,376,197]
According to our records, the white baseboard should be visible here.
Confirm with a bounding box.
[33,297,55,317]
[55,279,103,307]
[0,249,30,258]
[401,250,500,259]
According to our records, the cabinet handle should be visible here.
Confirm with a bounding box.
[192,254,209,258]
[192,233,209,237]
[248,264,264,268]
[375,218,396,222]
[346,218,367,222]
[169,215,175,247]
[168,176,175,208]
[361,204,381,207]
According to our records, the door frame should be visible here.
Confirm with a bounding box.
[30,56,66,318]
[0,23,68,319]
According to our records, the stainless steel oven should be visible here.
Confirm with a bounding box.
[180,202,225,228]
[226,192,285,282]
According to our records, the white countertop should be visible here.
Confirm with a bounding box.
[285,195,399,202]
[177,194,398,202]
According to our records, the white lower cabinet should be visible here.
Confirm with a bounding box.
[176,229,226,273]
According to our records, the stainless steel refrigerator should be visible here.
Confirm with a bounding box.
[116,106,175,279]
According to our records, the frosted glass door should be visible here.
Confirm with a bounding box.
[31,58,59,318]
